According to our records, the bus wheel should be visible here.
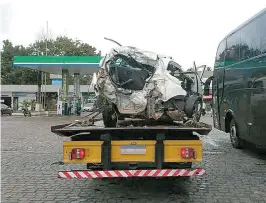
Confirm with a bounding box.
[230,119,243,149]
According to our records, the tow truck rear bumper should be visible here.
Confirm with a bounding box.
[58,168,206,179]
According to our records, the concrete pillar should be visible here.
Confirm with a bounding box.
[35,70,42,111]
[73,73,80,115]
[62,69,69,115]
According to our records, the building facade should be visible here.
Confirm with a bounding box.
[1,85,94,111]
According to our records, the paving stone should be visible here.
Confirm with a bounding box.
[1,115,266,202]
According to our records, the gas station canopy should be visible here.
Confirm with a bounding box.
[12,55,103,116]
[13,56,102,75]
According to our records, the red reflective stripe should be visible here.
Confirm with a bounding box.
[73,171,83,179]
[183,170,190,176]
[83,171,93,178]
[64,172,72,179]
[162,169,171,176]
[104,171,112,177]
[113,170,123,177]
[173,169,182,176]
[143,170,152,176]
[58,169,206,179]
[124,170,132,177]
[134,170,142,176]
[93,171,103,178]
[152,170,161,177]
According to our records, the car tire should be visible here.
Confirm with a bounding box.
[184,95,203,122]
[102,106,117,127]
[229,119,244,149]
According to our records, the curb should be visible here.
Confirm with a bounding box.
[12,111,49,116]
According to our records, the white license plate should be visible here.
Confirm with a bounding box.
[120,145,146,155]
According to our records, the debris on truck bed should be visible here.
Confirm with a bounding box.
[51,116,212,137]
[51,105,211,138]
[94,43,205,127]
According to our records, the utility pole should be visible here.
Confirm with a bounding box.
[34,49,42,112]
[43,21,48,111]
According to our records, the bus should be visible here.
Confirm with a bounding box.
[204,8,266,149]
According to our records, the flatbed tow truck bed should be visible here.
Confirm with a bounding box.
[51,119,212,179]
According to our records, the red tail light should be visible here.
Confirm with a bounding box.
[181,148,196,159]
[70,148,85,159]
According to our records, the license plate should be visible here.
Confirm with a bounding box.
[120,145,146,155]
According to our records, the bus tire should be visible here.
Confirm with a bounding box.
[229,119,244,149]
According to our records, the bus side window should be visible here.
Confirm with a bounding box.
[261,13,266,54]
[225,32,240,63]
[214,40,226,68]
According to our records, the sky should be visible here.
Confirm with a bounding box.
[1,0,266,69]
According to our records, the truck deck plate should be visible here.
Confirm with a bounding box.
[51,123,212,137]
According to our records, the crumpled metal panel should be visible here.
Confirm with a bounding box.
[95,46,189,116]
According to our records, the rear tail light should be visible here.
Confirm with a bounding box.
[70,148,85,160]
[181,148,196,159]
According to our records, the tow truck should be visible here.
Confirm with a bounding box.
[52,38,212,179]
[51,110,212,179]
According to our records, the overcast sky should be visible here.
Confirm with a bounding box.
[1,0,266,69]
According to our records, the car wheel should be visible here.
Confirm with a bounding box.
[102,106,117,127]
[230,119,244,149]
[185,95,203,122]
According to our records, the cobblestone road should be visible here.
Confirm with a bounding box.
[1,115,266,203]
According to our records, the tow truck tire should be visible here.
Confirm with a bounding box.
[102,106,117,127]
[184,95,203,122]
[229,119,244,149]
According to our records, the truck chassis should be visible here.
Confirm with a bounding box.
[52,112,211,179]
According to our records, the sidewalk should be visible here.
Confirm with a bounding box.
[12,111,49,116]
[11,111,91,118]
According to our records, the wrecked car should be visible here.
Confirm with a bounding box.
[95,45,204,127]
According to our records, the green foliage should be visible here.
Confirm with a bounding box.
[19,99,36,111]
[1,39,36,84]
[19,99,31,109]
[1,36,100,85]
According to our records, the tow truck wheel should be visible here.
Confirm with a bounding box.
[230,119,244,149]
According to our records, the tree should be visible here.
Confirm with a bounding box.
[1,36,101,85]
[1,39,38,85]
